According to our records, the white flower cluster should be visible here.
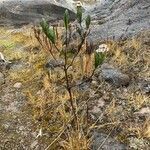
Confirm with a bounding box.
[96,44,109,53]
[73,1,83,7]
[77,1,82,7]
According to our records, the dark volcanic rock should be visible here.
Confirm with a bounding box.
[87,0,150,40]
[0,0,76,27]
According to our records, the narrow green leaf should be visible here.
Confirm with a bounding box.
[85,15,91,29]
[47,27,56,44]
[40,19,56,44]
[76,6,82,24]
[64,9,69,30]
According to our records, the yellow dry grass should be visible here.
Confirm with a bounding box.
[0,26,149,149]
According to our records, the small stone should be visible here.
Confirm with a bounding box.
[37,90,42,95]
[0,72,5,85]
[89,89,97,98]
[138,79,150,94]
[91,106,101,114]
[134,107,150,116]
[45,59,64,70]
[32,46,40,54]
[100,63,130,87]
[91,80,98,86]
[13,82,22,89]
[97,98,105,107]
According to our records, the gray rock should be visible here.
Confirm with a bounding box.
[91,131,127,150]
[87,0,150,40]
[100,63,130,87]
[134,107,150,116]
[0,72,5,85]
[45,59,64,70]
[0,0,76,27]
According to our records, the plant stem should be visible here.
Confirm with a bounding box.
[64,29,78,125]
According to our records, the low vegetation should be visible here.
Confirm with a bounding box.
[0,6,149,150]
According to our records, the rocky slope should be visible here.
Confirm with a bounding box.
[0,0,149,39]
[0,0,76,27]
[88,0,150,40]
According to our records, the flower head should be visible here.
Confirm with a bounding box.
[77,1,83,7]
[73,1,83,7]
[96,44,109,53]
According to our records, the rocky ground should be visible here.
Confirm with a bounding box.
[0,28,36,149]
[0,0,150,150]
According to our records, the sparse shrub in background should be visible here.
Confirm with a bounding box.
[33,5,106,149]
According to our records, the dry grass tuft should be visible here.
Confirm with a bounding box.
[60,129,90,150]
